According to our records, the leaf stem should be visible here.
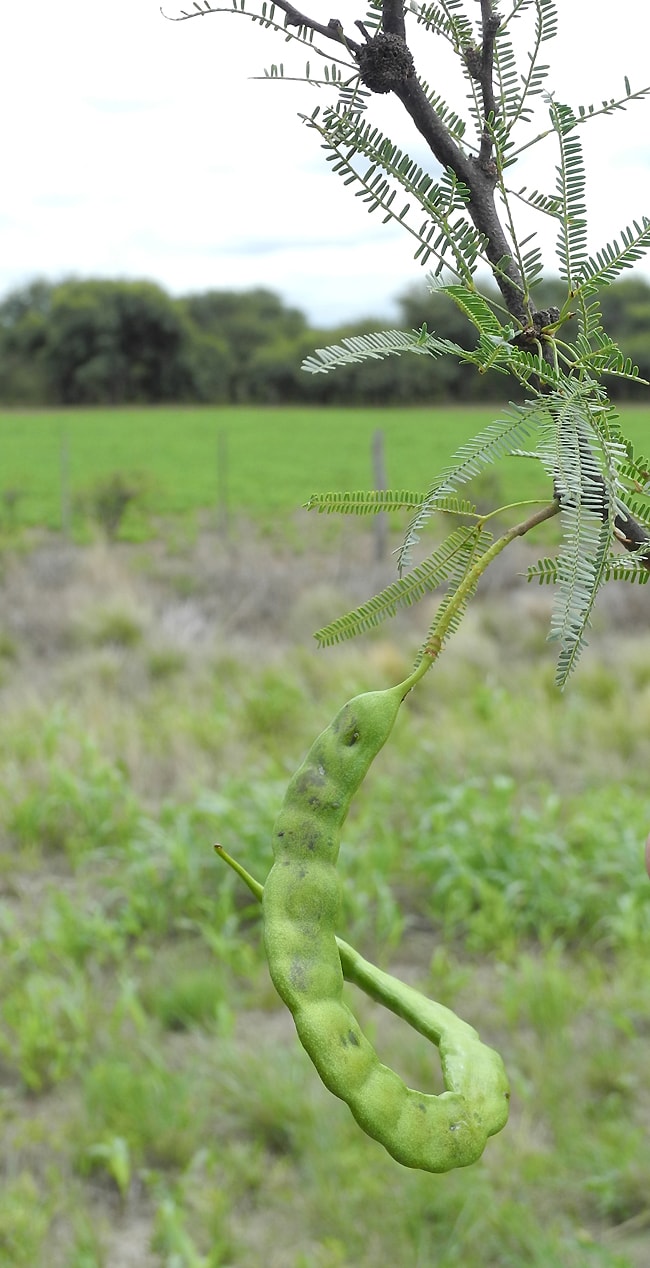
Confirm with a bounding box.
[479,497,554,523]
[425,498,560,653]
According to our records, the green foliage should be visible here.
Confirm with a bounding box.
[3,275,650,407]
[298,343,646,683]
[3,589,650,1259]
[84,1136,132,1201]
[5,722,140,862]
[42,279,196,406]
[0,1175,50,1268]
[550,99,588,293]
[81,1054,202,1169]
[0,969,93,1091]
[211,0,650,683]
[528,552,650,587]
[302,326,465,374]
[304,489,480,521]
[314,525,492,647]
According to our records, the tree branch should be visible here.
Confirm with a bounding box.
[254,0,529,326]
[391,75,529,325]
[614,515,650,569]
[163,1,365,55]
[274,2,363,56]
[477,0,500,166]
[172,0,650,567]
[382,0,407,41]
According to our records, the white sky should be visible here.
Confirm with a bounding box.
[2,1,649,326]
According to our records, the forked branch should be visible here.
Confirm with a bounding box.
[165,0,650,572]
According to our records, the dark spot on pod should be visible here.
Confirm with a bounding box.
[290,767,342,814]
[332,706,360,745]
[293,767,327,798]
[333,714,361,747]
[347,1029,360,1047]
[289,960,308,992]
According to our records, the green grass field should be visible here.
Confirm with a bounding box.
[1,404,648,532]
[0,530,646,1262]
[0,522,649,1266]
[1,405,650,1265]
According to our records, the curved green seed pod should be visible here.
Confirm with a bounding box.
[260,666,510,1173]
[217,845,508,1170]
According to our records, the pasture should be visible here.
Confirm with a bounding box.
[0,404,648,533]
[0,406,649,1265]
[0,514,648,1266]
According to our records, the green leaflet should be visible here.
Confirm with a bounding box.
[438,285,504,337]
[617,495,650,534]
[533,387,621,685]
[422,527,493,651]
[528,554,650,586]
[314,527,482,647]
[397,400,544,573]
[300,100,487,279]
[301,329,464,375]
[602,557,650,585]
[526,556,558,585]
[549,509,610,689]
[303,490,476,517]
[574,218,650,296]
[550,100,588,293]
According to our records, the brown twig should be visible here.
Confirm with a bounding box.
[279,3,363,55]
[161,1,364,55]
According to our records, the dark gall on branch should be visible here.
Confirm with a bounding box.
[463,44,483,81]
[356,32,415,95]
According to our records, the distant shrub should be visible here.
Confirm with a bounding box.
[80,470,148,540]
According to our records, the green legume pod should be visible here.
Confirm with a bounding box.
[262,668,510,1173]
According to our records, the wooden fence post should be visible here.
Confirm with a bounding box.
[372,428,388,562]
[217,427,230,538]
[60,426,71,539]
